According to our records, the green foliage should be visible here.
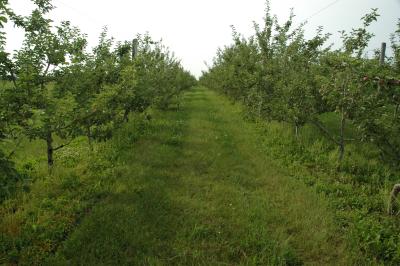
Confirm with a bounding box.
[1,3,89,167]
[0,3,25,202]
[0,150,21,201]
[0,0,195,199]
[0,6,196,263]
[392,19,400,71]
[0,113,151,264]
[201,3,400,166]
[200,1,400,264]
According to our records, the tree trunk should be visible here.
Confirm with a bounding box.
[87,126,93,151]
[294,122,299,139]
[338,76,348,163]
[339,110,346,162]
[46,131,54,168]
[123,109,130,122]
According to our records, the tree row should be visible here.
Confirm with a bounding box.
[200,3,400,167]
[0,0,196,197]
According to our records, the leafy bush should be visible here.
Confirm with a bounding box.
[0,150,21,202]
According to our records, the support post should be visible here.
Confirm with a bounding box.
[388,184,400,215]
[380,42,386,66]
[132,38,138,59]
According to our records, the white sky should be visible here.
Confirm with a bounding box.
[5,0,400,77]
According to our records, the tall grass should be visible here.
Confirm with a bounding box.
[245,107,400,264]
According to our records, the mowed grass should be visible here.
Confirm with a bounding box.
[47,87,355,265]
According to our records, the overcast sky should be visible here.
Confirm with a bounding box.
[5,0,400,77]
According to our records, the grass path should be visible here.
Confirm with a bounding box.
[49,87,352,265]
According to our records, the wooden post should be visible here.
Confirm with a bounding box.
[380,42,386,66]
[388,184,400,215]
[132,38,138,59]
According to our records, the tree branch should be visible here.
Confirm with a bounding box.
[56,111,97,131]
[53,139,73,151]
[43,59,51,78]
[40,59,51,90]
[310,119,341,146]
[6,137,23,159]
[6,62,18,89]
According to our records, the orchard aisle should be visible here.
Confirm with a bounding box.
[49,87,352,264]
